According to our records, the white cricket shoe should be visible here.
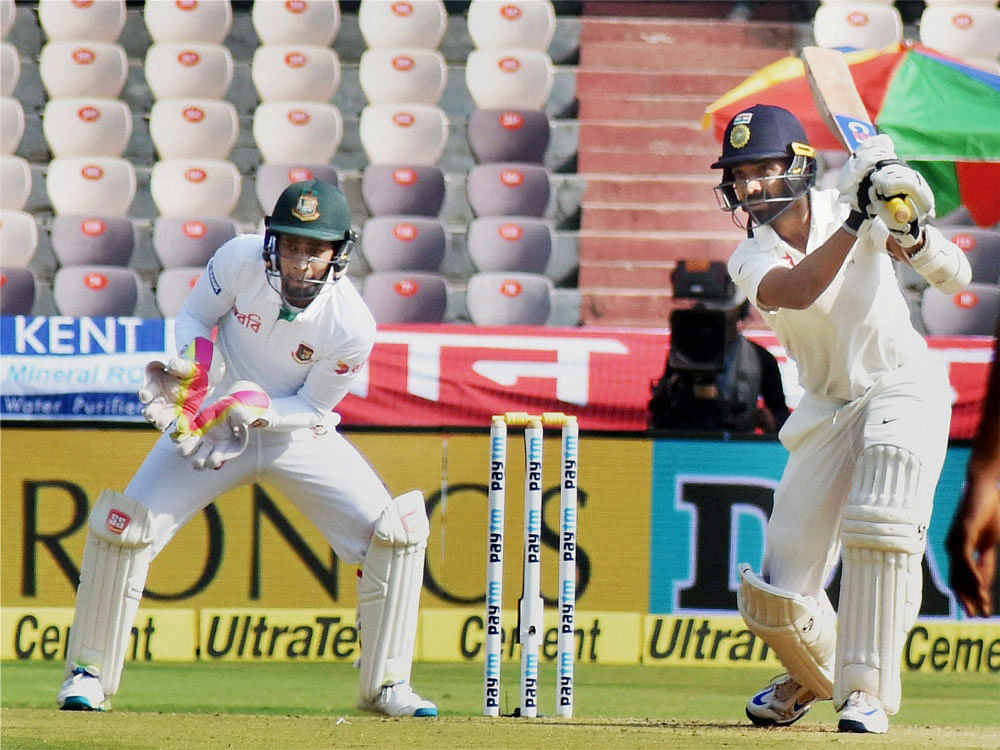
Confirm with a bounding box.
[57,667,108,711]
[838,691,888,734]
[358,682,438,717]
[745,674,816,727]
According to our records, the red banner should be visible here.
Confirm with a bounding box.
[336,325,993,439]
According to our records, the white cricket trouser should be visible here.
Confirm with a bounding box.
[763,359,951,595]
[126,424,393,564]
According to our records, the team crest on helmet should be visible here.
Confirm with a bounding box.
[291,191,321,222]
[730,123,751,149]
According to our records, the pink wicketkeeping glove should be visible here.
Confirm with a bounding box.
[138,337,225,432]
[172,381,272,470]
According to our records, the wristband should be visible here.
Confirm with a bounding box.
[842,210,865,236]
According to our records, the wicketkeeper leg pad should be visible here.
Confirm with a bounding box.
[836,444,926,714]
[357,491,430,702]
[64,490,155,697]
[738,564,836,699]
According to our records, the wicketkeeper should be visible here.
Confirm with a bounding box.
[711,104,971,733]
[57,180,438,717]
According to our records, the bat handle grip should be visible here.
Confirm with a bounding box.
[886,196,914,224]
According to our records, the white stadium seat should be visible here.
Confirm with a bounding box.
[46,156,136,215]
[1,41,18,96]
[465,49,554,110]
[150,159,241,217]
[919,5,1000,68]
[39,41,128,98]
[252,101,344,165]
[1,154,30,210]
[38,0,126,42]
[358,48,447,105]
[149,98,239,160]
[144,43,234,100]
[358,104,448,166]
[1,0,15,39]
[156,266,204,317]
[42,97,132,158]
[467,0,556,51]
[251,44,341,103]
[358,0,447,49]
[144,0,232,44]
[812,3,903,50]
[0,209,39,267]
[1,95,24,154]
[251,0,341,46]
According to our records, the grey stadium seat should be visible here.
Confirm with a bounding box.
[362,271,448,324]
[1,265,37,315]
[920,283,1000,336]
[467,163,550,218]
[943,227,1000,284]
[50,215,135,266]
[361,216,447,272]
[53,265,141,316]
[156,267,203,318]
[153,216,237,269]
[467,216,552,273]
[466,272,553,326]
[361,165,445,217]
[467,108,551,165]
[255,163,340,215]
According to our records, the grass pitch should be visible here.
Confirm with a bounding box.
[2,660,998,749]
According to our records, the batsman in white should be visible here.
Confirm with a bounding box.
[56,180,438,718]
[712,105,971,734]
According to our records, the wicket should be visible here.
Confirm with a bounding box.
[484,411,578,718]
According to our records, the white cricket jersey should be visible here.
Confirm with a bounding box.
[728,188,928,401]
[173,234,376,429]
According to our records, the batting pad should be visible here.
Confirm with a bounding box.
[738,564,836,698]
[64,490,155,697]
[837,444,925,714]
[358,491,430,701]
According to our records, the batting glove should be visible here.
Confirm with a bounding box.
[868,162,935,248]
[138,337,225,432]
[172,381,272,470]
[837,133,897,213]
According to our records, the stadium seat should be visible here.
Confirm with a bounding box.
[251,44,341,103]
[37,0,126,42]
[52,264,141,316]
[467,216,552,273]
[358,0,447,50]
[39,41,128,98]
[251,0,341,46]
[362,271,448,323]
[919,5,1000,69]
[466,0,556,51]
[466,163,550,217]
[812,3,903,50]
[465,49,554,111]
[946,227,1000,284]
[1,41,18,96]
[1,95,24,154]
[0,209,39,267]
[50,214,135,266]
[467,108,550,164]
[466,271,553,325]
[144,43,234,100]
[42,97,132,158]
[144,0,232,44]
[0,265,36,315]
[358,48,447,105]
[1,154,30,210]
[358,104,448,166]
[1,0,14,39]
[361,216,447,272]
[252,101,343,165]
[153,216,237,268]
[921,282,1000,335]
[155,266,203,317]
[360,165,445,216]
[46,156,135,215]
[256,163,340,215]
[150,159,240,217]
[149,98,239,160]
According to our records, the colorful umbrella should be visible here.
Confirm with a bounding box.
[703,41,1000,227]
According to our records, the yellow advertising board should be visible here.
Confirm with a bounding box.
[1,428,652,613]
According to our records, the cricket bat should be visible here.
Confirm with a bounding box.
[801,45,913,223]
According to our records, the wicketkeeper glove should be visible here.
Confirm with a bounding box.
[868,162,935,248]
[138,337,225,432]
[171,381,272,470]
[837,133,897,214]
